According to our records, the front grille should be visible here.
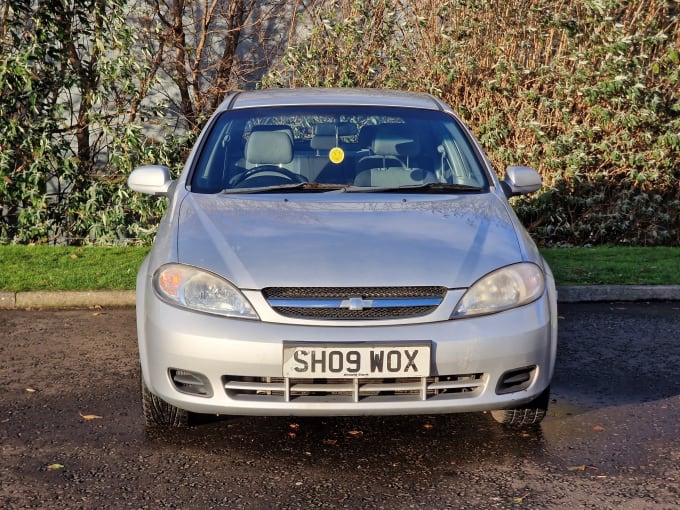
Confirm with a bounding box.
[222,373,486,403]
[262,286,447,320]
[263,286,447,299]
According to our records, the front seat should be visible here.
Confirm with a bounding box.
[229,130,301,188]
[245,129,294,167]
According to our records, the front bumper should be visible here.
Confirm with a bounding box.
[137,287,557,417]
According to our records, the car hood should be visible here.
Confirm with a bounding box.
[175,193,523,289]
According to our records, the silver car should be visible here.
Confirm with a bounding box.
[128,88,557,428]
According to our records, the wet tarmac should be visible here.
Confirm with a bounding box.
[1,303,678,509]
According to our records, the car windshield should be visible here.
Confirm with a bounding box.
[189,106,490,194]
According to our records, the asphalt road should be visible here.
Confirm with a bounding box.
[1,303,679,509]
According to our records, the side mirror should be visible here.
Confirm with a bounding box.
[501,166,542,198]
[128,165,173,196]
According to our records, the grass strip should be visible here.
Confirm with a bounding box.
[0,245,679,292]
[540,246,680,286]
[0,246,150,292]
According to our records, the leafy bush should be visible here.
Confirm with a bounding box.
[0,0,177,245]
[266,0,680,246]
[1,0,678,246]
[0,0,281,245]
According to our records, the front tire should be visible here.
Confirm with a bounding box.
[141,376,190,428]
[490,386,550,427]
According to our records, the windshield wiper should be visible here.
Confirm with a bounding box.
[221,182,347,194]
[221,182,484,194]
[342,182,484,193]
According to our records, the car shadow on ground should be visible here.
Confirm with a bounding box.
[143,411,547,472]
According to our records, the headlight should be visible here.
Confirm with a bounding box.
[451,263,545,318]
[153,264,258,319]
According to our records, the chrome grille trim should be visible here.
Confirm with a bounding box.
[267,297,442,309]
[262,287,447,320]
[223,374,487,403]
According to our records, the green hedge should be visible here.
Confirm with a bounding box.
[2,0,678,246]
[266,0,680,246]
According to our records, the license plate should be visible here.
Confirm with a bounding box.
[282,341,431,378]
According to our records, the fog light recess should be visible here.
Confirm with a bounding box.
[495,366,536,395]
[169,368,213,397]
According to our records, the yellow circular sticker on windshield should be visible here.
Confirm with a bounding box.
[329,147,345,164]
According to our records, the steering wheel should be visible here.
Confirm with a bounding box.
[231,165,307,188]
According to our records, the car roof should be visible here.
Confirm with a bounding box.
[219,88,450,112]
